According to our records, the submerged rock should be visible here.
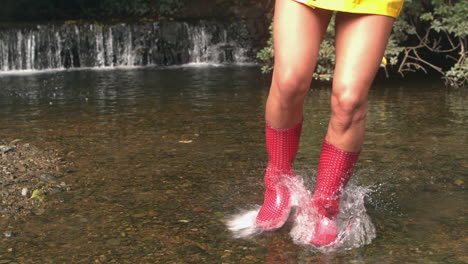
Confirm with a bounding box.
[40,173,61,182]
[20,187,28,196]
[0,146,13,153]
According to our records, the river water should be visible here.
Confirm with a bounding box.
[0,66,466,263]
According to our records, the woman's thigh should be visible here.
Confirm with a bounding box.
[272,0,333,89]
[332,12,395,99]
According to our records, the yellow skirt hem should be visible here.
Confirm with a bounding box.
[293,0,403,18]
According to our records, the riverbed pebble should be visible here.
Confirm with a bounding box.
[0,140,71,221]
[20,188,28,196]
[0,146,14,153]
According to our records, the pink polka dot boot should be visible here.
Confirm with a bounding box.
[255,121,302,230]
[310,139,360,246]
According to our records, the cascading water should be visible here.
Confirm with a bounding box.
[0,20,260,72]
[187,23,249,64]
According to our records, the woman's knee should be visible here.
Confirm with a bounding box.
[330,82,369,127]
[271,69,312,105]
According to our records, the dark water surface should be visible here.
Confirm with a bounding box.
[0,66,466,263]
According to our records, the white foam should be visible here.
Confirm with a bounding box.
[226,206,262,239]
[227,174,377,252]
[0,63,259,76]
[290,183,376,253]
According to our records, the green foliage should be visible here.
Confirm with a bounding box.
[256,23,274,74]
[313,40,335,81]
[399,0,467,87]
[429,0,467,38]
[313,18,336,81]
[444,61,468,87]
[429,1,466,87]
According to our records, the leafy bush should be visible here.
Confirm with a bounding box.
[256,23,274,74]
[395,0,467,87]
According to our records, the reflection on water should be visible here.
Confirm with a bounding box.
[0,66,466,263]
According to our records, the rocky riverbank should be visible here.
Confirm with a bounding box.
[0,140,72,232]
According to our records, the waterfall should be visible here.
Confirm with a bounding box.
[187,24,249,64]
[0,20,261,72]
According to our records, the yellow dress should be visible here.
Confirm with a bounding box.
[293,0,404,18]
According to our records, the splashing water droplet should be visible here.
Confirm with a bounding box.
[227,175,376,252]
[226,206,262,239]
[290,181,376,253]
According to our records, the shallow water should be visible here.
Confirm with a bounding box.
[0,66,466,263]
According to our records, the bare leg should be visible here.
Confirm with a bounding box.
[265,0,332,128]
[311,13,395,245]
[256,0,332,229]
[326,12,395,151]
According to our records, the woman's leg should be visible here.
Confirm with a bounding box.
[327,12,395,151]
[256,0,332,229]
[266,0,332,128]
[311,12,395,245]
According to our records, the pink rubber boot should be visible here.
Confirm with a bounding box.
[255,121,302,230]
[310,139,360,245]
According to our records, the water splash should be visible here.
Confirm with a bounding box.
[227,175,376,252]
[290,183,376,253]
[226,206,262,239]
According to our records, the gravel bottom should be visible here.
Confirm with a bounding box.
[0,139,71,223]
